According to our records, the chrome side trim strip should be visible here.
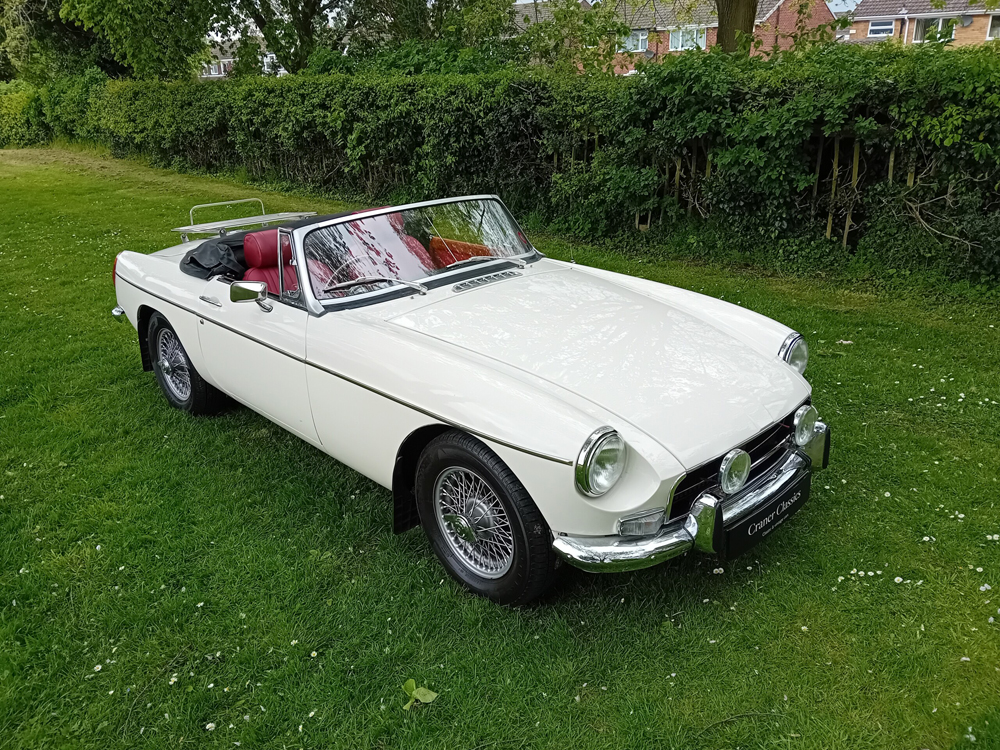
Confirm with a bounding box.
[304,359,573,466]
[116,274,573,466]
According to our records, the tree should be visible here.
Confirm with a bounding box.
[58,0,216,78]
[0,0,126,80]
[518,0,630,74]
[714,0,756,52]
[229,0,354,73]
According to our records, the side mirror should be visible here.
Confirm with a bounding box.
[231,280,272,312]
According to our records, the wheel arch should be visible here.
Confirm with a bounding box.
[392,424,453,534]
[136,304,155,371]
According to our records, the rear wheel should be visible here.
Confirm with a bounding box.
[147,312,226,415]
[415,430,558,605]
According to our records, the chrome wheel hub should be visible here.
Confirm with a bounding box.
[433,467,514,579]
[156,329,191,401]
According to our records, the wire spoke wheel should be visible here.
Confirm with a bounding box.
[433,467,514,579]
[156,328,192,402]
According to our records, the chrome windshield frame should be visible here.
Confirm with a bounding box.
[290,194,539,316]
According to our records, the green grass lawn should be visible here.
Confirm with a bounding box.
[1,148,998,750]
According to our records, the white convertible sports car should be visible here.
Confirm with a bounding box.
[112,195,830,604]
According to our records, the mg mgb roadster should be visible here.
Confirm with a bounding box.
[111,196,830,604]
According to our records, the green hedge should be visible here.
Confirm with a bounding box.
[3,42,1000,282]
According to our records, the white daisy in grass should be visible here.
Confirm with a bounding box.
[94,665,102,672]
[205,722,216,731]
[895,577,903,583]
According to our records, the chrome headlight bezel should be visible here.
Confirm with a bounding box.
[575,427,627,498]
[793,404,819,446]
[779,332,808,375]
[719,448,752,495]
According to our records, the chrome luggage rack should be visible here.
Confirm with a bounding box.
[172,199,316,242]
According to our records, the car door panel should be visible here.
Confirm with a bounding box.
[197,278,318,444]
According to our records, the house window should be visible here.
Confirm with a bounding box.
[868,20,894,36]
[669,27,707,50]
[209,63,220,76]
[620,30,648,52]
[913,17,955,42]
[988,15,1000,39]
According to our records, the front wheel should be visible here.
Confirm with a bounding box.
[414,430,558,605]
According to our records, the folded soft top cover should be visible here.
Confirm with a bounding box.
[179,212,353,280]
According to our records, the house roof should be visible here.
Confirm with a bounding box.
[512,0,830,33]
[852,0,991,18]
[513,1,592,32]
[596,0,791,31]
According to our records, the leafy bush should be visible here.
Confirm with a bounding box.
[2,42,999,283]
[0,81,45,146]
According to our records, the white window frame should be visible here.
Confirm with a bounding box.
[620,29,649,53]
[209,63,220,76]
[912,17,956,42]
[868,19,895,36]
[669,26,707,50]
[987,14,1000,40]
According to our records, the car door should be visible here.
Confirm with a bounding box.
[195,276,318,444]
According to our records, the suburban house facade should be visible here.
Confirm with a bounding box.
[514,0,836,73]
[845,0,1000,44]
[199,40,286,80]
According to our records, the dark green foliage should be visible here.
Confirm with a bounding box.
[3,42,999,283]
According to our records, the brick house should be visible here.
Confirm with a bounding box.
[514,0,836,73]
[845,0,1000,45]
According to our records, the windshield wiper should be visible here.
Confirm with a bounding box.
[323,276,427,296]
[444,255,526,270]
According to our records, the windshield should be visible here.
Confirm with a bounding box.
[303,198,532,300]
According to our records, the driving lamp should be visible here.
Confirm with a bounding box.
[576,427,626,497]
[780,333,809,375]
[719,448,752,495]
[793,404,818,447]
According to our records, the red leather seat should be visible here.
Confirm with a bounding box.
[243,229,297,295]
[429,236,492,267]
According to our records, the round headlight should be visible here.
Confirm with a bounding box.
[793,404,818,447]
[576,427,626,497]
[780,333,808,375]
[719,448,751,495]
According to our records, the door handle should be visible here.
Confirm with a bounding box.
[199,295,222,307]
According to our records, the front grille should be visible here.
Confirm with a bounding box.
[667,404,803,519]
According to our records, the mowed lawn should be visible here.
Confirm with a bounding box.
[1,148,998,750]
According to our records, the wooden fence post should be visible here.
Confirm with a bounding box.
[826,135,841,239]
[888,147,895,183]
[811,135,824,216]
[842,140,861,248]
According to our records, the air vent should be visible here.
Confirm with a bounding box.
[453,271,521,292]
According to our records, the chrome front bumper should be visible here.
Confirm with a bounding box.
[112,305,126,323]
[553,422,830,573]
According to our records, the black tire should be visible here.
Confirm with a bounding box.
[414,430,558,605]
[147,312,226,415]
